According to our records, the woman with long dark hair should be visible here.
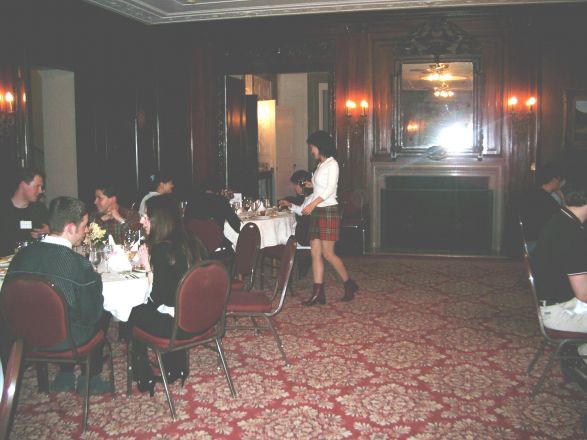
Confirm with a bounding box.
[301,130,358,306]
[129,194,207,395]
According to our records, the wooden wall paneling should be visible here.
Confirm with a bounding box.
[337,24,369,192]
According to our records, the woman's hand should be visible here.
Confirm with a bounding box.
[138,244,150,270]
[302,201,317,216]
[303,181,313,189]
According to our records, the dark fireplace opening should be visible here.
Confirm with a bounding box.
[380,176,493,254]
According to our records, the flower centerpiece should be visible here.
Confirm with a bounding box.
[86,222,107,249]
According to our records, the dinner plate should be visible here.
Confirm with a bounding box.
[132,266,148,273]
[0,268,7,276]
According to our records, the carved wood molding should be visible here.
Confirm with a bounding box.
[397,16,481,59]
[223,40,335,64]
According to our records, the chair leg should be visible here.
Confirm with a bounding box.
[527,340,548,375]
[260,255,266,289]
[531,344,564,398]
[82,354,92,432]
[250,317,261,335]
[215,339,237,398]
[155,350,176,420]
[126,338,133,397]
[264,316,288,366]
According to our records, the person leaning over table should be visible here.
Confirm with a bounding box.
[92,182,140,245]
[300,130,359,306]
[0,167,50,256]
[139,171,175,216]
[532,179,587,379]
[2,196,110,393]
[128,194,208,396]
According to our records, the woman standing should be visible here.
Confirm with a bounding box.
[301,130,358,306]
[129,194,207,395]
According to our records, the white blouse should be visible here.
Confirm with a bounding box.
[311,157,338,207]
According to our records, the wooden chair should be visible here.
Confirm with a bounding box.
[231,222,261,291]
[127,261,236,420]
[519,218,587,397]
[227,237,297,366]
[0,275,115,432]
[0,339,24,440]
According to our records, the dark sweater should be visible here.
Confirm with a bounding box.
[3,241,103,349]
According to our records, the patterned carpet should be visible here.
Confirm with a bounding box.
[8,256,587,439]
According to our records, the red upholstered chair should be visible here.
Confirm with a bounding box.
[0,276,115,432]
[231,222,261,291]
[126,261,236,420]
[0,339,24,440]
[185,218,224,253]
[520,218,587,396]
[227,237,297,366]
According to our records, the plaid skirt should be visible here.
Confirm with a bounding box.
[309,205,340,241]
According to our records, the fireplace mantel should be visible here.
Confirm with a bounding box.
[371,157,504,254]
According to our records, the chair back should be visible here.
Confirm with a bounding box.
[1,276,71,351]
[0,339,24,440]
[339,189,366,221]
[185,218,223,252]
[518,215,531,256]
[171,261,230,342]
[295,216,311,247]
[270,237,297,311]
[233,222,261,282]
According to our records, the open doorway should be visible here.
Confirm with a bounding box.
[225,71,331,203]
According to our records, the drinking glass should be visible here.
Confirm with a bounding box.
[89,249,101,272]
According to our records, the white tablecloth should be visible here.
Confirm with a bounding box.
[101,272,150,322]
[224,212,296,249]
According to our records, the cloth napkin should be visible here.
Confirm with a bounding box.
[108,234,116,245]
[106,245,132,272]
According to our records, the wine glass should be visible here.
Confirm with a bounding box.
[89,249,101,272]
[251,199,261,214]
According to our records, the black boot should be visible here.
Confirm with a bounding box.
[302,283,325,306]
[341,279,358,302]
[132,343,158,397]
[163,350,188,386]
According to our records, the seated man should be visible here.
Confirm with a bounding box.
[279,169,312,209]
[532,180,587,380]
[520,162,566,251]
[0,168,50,256]
[93,183,140,245]
[185,176,241,253]
[4,196,109,393]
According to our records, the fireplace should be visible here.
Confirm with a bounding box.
[371,159,504,255]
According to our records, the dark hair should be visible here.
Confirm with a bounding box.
[95,183,119,199]
[145,194,203,266]
[147,172,174,191]
[536,162,564,185]
[48,197,87,234]
[14,168,44,192]
[290,170,312,185]
[307,130,336,158]
[562,180,587,207]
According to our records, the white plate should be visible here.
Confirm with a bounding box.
[132,266,148,273]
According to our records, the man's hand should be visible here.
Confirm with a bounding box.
[30,224,50,239]
[278,199,292,208]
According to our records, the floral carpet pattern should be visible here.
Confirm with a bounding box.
[9,256,587,439]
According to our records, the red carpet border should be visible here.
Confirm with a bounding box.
[9,256,587,439]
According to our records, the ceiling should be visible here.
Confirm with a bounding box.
[83,0,585,25]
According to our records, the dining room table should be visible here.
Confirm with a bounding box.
[224,211,296,249]
[0,253,149,323]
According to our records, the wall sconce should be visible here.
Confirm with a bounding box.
[345,98,368,162]
[0,89,17,143]
[507,95,538,175]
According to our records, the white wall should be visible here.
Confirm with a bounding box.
[32,69,78,202]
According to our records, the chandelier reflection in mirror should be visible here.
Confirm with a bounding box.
[400,61,474,153]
